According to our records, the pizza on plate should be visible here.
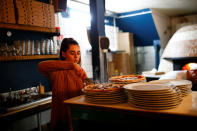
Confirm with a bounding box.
[83,83,124,92]
[109,74,146,83]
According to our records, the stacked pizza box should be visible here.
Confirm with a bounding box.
[16,0,29,25]
[49,4,55,28]
[31,0,44,27]
[0,0,16,24]
[42,2,55,28]
[15,0,55,28]
[42,3,47,28]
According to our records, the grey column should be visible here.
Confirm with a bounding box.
[89,0,105,82]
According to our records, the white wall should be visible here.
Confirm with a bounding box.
[151,9,171,50]
[58,11,93,78]
[105,25,119,51]
[57,11,119,78]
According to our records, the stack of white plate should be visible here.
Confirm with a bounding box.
[169,80,192,97]
[124,83,182,110]
[83,89,127,104]
[149,79,192,97]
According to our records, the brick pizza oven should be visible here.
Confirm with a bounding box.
[161,24,197,90]
[162,24,197,70]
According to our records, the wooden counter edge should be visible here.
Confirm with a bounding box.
[64,92,197,119]
[0,98,52,122]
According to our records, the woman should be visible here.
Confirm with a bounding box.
[38,38,87,131]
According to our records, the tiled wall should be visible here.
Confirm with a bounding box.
[134,46,155,74]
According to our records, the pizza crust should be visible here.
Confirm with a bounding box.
[109,75,146,83]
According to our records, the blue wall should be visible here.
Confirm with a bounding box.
[0,27,57,93]
[0,60,52,93]
[116,8,159,46]
[105,16,114,26]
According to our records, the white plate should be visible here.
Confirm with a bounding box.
[169,80,192,86]
[124,83,173,91]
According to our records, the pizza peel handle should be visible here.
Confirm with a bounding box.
[100,37,110,51]
[99,37,110,83]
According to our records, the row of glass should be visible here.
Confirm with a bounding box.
[0,39,61,56]
[0,86,40,107]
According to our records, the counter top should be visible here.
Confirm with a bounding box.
[64,91,197,118]
[0,97,52,121]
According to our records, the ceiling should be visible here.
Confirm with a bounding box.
[71,0,197,16]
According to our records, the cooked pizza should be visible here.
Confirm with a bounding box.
[109,74,146,83]
[83,83,124,92]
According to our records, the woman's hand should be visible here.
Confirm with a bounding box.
[84,78,94,86]
[73,63,87,80]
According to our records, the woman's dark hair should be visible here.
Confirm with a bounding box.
[59,38,80,62]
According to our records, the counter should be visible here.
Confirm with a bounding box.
[64,91,197,130]
[0,96,51,130]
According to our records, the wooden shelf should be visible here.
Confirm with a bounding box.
[0,23,57,33]
[0,55,59,61]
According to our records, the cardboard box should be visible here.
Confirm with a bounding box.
[0,0,16,24]
[118,32,136,74]
[15,0,55,27]
[108,52,132,77]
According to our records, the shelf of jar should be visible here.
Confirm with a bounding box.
[0,55,59,61]
[0,23,57,33]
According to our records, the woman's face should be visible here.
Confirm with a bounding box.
[62,44,80,63]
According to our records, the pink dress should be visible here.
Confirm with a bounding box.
[38,60,85,129]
